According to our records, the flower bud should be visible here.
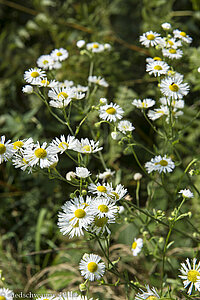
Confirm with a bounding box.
[66,171,76,181]
[79,283,87,292]
[133,172,142,181]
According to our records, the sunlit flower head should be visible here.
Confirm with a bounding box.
[107,183,128,202]
[159,97,184,109]
[86,42,105,53]
[49,135,78,154]
[22,85,33,94]
[98,168,115,182]
[173,29,192,44]
[50,48,69,61]
[75,167,91,178]
[88,76,108,87]
[161,22,171,30]
[88,182,111,197]
[77,40,85,48]
[132,98,155,109]
[79,253,105,281]
[179,189,194,198]
[12,153,33,174]
[117,120,135,134]
[160,77,189,100]
[145,155,175,174]
[140,31,161,48]
[147,106,169,121]
[37,54,55,70]
[146,60,170,77]
[99,102,124,122]
[162,48,183,60]
[91,196,118,219]
[24,68,46,85]
[131,238,143,256]
[75,138,103,154]
[179,258,200,294]
[48,87,75,107]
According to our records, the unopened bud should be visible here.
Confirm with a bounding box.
[82,189,87,196]
[111,131,120,140]
[66,171,76,181]
[133,172,142,181]
[79,283,87,292]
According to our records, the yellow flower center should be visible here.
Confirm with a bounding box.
[94,216,108,227]
[132,241,137,249]
[146,297,158,300]
[58,92,68,99]
[154,65,162,70]
[56,52,62,56]
[74,208,86,218]
[106,107,116,115]
[13,141,24,149]
[82,145,92,152]
[97,186,107,193]
[155,159,168,166]
[147,34,155,40]
[169,49,176,54]
[187,270,200,283]
[0,143,6,154]
[0,296,6,300]
[110,191,119,200]
[34,148,47,159]
[31,71,39,78]
[87,262,98,273]
[153,57,162,61]
[180,31,186,37]
[43,60,49,64]
[98,204,109,213]
[58,142,69,149]
[168,40,174,46]
[169,83,179,92]
[168,70,175,76]
[93,43,99,48]
[41,79,50,85]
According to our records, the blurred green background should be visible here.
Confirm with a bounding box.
[1,0,200,299]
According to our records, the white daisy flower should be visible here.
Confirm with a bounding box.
[22,85,33,94]
[159,97,185,109]
[146,56,162,63]
[99,103,124,122]
[90,215,115,235]
[179,189,194,198]
[147,106,169,121]
[107,183,127,202]
[160,77,189,100]
[77,40,85,48]
[24,68,46,85]
[179,258,200,294]
[139,31,161,48]
[161,22,171,30]
[76,85,88,92]
[75,167,91,178]
[38,78,59,88]
[12,154,33,174]
[99,98,107,105]
[91,197,118,219]
[49,135,78,154]
[132,98,155,109]
[75,138,103,154]
[0,135,15,164]
[145,155,175,174]
[23,142,58,169]
[111,131,120,140]
[131,238,143,256]
[162,48,183,59]
[50,48,69,61]
[173,29,192,44]
[88,76,108,87]
[88,182,111,197]
[12,138,34,152]
[79,253,105,281]
[86,42,105,53]
[48,87,75,106]
[58,196,93,238]
[146,60,170,76]
[49,99,71,108]
[98,168,115,182]
[117,120,135,134]
[135,285,160,300]
[164,38,182,49]
[0,288,13,300]
[36,54,55,70]
[104,43,111,50]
